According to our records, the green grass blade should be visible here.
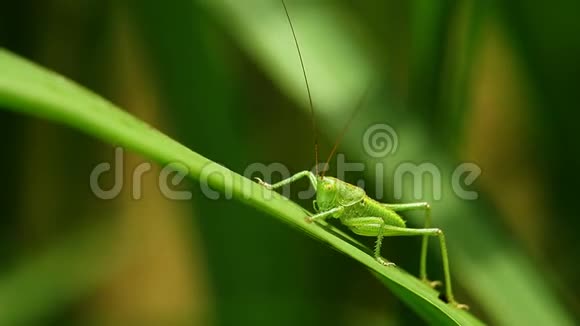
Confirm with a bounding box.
[0,49,483,325]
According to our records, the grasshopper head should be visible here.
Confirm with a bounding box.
[315,176,339,212]
[315,175,366,213]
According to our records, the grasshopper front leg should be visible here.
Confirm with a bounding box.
[305,206,344,223]
[255,170,317,190]
[256,170,319,222]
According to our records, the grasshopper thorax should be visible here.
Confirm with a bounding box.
[315,176,366,213]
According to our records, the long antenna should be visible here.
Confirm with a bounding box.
[322,85,370,176]
[281,0,319,176]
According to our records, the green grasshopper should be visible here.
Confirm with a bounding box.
[257,0,467,310]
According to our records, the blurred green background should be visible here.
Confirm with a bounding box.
[1,0,579,325]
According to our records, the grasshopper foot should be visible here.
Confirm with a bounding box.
[422,279,442,289]
[451,302,469,310]
[440,294,469,310]
[376,257,396,267]
[254,177,272,189]
[304,216,314,224]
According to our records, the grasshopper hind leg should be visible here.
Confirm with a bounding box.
[343,216,467,309]
[378,225,468,310]
[342,217,396,267]
[382,202,442,288]
[374,224,396,267]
